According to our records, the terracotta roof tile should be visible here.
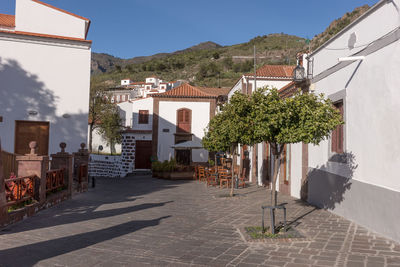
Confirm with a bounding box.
[0,14,15,28]
[153,83,228,98]
[246,65,295,78]
[278,81,298,98]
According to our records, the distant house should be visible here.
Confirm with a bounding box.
[0,0,91,155]
[106,77,184,104]
[152,83,229,165]
[227,64,295,184]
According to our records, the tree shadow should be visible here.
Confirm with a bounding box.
[306,152,357,210]
[0,57,89,154]
[0,215,171,267]
[1,176,185,234]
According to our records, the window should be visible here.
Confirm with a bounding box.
[116,95,120,102]
[331,101,344,153]
[177,108,191,133]
[138,110,149,124]
[122,95,125,102]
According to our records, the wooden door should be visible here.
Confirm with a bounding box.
[14,121,49,156]
[135,141,152,169]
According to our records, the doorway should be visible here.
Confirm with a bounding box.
[135,141,152,169]
[14,120,49,155]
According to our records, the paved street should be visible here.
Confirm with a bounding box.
[0,175,399,267]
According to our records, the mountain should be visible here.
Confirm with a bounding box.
[311,5,370,50]
[91,42,221,75]
[91,5,370,88]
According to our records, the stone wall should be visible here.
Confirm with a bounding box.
[120,134,136,176]
[88,154,122,178]
[88,134,136,178]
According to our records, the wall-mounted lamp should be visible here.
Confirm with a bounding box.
[62,113,71,119]
[293,64,306,82]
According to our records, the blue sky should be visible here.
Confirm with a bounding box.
[2,0,378,59]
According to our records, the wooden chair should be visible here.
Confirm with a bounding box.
[198,166,206,182]
[219,170,232,188]
[206,167,218,186]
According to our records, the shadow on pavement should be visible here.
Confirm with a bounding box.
[0,215,171,267]
[1,176,180,234]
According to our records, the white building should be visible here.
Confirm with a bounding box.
[304,0,400,243]
[227,65,295,184]
[0,0,91,155]
[109,77,183,104]
[152,83,229,165]
[251,0,400,243]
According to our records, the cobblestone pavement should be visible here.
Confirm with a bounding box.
[0,176,399,267]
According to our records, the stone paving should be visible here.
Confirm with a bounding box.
[0,175,399,267]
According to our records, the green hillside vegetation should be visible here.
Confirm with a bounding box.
[91,34,306,88]
[91,5,370,89]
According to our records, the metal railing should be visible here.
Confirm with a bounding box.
[46,168,65,193]
[5,175,36,206]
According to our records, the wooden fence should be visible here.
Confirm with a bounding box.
[1,150,17,179]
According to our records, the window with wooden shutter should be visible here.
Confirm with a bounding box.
[177,108,191,133]
[138,110,149,124]
[331,101,344,153]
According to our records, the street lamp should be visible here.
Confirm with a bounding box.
[293,64,306,82]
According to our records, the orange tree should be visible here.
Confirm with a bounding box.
[250,87,342,232]
[203,91,253,197]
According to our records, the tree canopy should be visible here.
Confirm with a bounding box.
[250,87,343,146]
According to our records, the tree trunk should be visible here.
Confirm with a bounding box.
[88,123,94,152]
[230,145,236,197]
[269,143,284,233]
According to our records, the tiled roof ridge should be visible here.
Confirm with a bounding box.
[0,14,15,28]
[153,83,217,98]
[245,64,295,78]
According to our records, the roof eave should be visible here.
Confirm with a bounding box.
[309,0,387,57]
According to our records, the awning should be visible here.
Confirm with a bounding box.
[171,140,203,149]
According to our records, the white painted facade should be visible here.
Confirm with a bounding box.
[90,97,154,154]
[157,101,210,163]
[228,70,293,184]
[15,0,90,40]
[288,0,400,242]
[0,0,91,155]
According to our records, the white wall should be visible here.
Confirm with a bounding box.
[131,97,153,130]
[0,35,91,155]
[300,0,400,242]
[16,0,88,39]
[157,101,210,162]
[88,126,121,154]
[308,0,400,192]
[290,143,303,199]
